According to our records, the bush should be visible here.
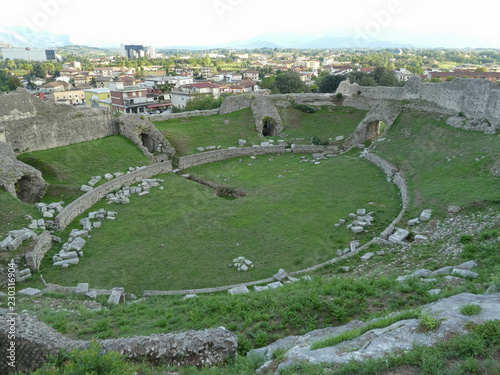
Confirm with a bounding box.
[418,310,442,333]
[255,330,269,348]
[460,304,482,316]
[32,340,135,375]
[459,234,474,244]
[292,102,316,113]
[336,92,343,100]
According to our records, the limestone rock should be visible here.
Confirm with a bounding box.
[273,269,288,282]
[228,285,250,295]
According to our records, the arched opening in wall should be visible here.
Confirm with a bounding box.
[262,116,277,136]
[140,133,157,153]
[15,175,42,203]
[367,121,381,141]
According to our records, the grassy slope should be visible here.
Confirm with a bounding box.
[372,111,500,218]
[276,106,368,144]
[31,154,400,294]
[154,109,263,156]
[17,135,152,203]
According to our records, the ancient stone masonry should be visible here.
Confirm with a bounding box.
[337,77,500,126]
[117,114,175,161]
[178,145,286,169]
[55,161,172,231]
[0,141,46,202]
[0,89,115,153]
[0,312,237,373]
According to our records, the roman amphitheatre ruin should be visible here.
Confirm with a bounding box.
[1,77,500,373]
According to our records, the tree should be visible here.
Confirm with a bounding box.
[360,76,377,86]
[272,71,305,94]
[379,72,399,87]
[318,74,346,93]
[475,67,487,73]
[6,76,22,90]
[260,76,276,90]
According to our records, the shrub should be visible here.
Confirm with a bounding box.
[336,92,343,100]
[255,330,269,348]
[418,310,442,333]
[479,229,499,241]
[32,340,134,375]
[292,102,316,113]
[459,234,474,244]
[460,304,482,316]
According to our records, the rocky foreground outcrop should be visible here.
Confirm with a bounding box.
[250,292,500,373]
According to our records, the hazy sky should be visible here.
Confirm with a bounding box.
[2,0,499,48]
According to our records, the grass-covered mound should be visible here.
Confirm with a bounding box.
[372,112,500,218]
[33,153,400,294]
[276,105,368,145]
[17,135,153,203]
[154,109,263,156]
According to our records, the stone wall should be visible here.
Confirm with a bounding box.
[178,145,287,169]
[25,231,52,271]
[337,77,500,124]
[0,312,237,373]
[0,89,116,153]
[342,102,402,151]
[118,114,175,160]
[361,152,410,240]
[290,144,339,154]
[55,161,172,230]
[0,141,46,202]
[270,93,338,106]
[150,109,220,122]
[219,94,254,115]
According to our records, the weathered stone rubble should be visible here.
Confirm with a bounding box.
[0,311,237,374]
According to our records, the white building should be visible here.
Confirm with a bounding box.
[2,48,56,62]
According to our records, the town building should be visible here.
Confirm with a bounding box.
[46,89,85,105]
[84,88,112,110]
[120,44,156,59]
[110,81,150,113]
[1,48,56,62]
[170,82,221,109]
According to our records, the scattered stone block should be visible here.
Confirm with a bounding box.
[206,146,216,151]
[389,228,410,244]
[138,191,149,197]
[0,235,13,250]
[273,269,288,281]
[351,226,364,233]
[238,139,247,147]
[108,290,124,304]
[408,218,419,226]
[361,252,374,261]
[414,235,428,244]
[60,251,78,260]
[53,258,79,266]
[456,260,477,270]
[86,290,97,299]
[452,269,479,279]
[348,213,357,219]
[18,288,42,297]
[228,285,250,295]
[76,283,89,294]
[80,185,93,193]
[68,238,86,251]
[377,251,386,256]
[93,221,102,228]
[104,173,114,180]
[420,209,432,221]
[43,211,54,218]
[267,281,283,289]
[356,209,366,216]
[183,294,197,299]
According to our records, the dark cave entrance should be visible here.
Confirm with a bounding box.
[262,117,278,136]
[140,133,156,153]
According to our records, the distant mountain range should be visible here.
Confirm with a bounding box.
[0,26,496,51]
[0,26,72,49]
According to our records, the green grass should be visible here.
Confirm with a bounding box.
[276,105,368,145]
[310,309,420,350]
[460,304,482,316]
[17,135,152,203]
[30,154,400,294]
[373,111,500,218]
[154,109,264,156]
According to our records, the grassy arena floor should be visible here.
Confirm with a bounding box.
[34,153,400,294]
